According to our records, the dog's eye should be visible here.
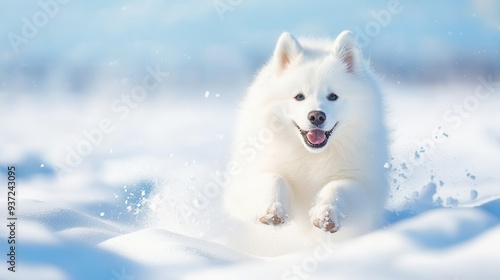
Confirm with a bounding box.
[327,93,338,101]
[294,93,305,101]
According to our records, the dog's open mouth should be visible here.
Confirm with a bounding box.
[295,122,338,148]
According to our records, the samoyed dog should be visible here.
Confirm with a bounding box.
[224,31,388,237]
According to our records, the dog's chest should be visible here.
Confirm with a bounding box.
[288,157,337,191]
[264,147,339,191]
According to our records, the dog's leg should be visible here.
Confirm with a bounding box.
[225,172,291,225]
[310,179,373,233]
[255,172,290,226]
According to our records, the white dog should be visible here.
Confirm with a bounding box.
[224,31,388,236]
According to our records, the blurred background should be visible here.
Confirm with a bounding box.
[0,0,499,225]
[1,0,498,92]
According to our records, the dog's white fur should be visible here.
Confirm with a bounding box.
[224,31,388,236]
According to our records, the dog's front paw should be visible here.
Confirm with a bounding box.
[310,205,344,233]
[259,203,288,226]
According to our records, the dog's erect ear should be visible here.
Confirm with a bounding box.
[273,32,302,72]
[333,30,361,73]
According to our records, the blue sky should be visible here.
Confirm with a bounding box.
[0,0,498,90]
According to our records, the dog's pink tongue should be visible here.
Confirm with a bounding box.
[306,130,326,145]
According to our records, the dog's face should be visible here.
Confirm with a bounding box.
[280,62,346,153]
[285,73,342,153]
[268,31,370,153]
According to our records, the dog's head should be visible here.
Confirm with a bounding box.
[265,31,375,153]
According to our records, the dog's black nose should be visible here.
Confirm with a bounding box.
[308,111,326,126]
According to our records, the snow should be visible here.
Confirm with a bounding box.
[1,81,499,280]
[1,1,500,279]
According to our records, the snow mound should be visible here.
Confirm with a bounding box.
[99,228,252,265]
[21,200,124,234]
[182,203,500,280]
